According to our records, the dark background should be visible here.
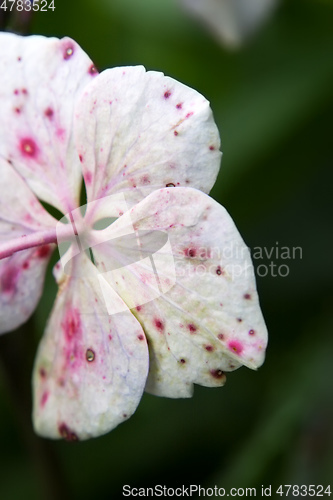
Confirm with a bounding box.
[0,0,332,498]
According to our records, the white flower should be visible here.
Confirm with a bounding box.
[0,33,267,441]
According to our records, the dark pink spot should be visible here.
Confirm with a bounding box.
[174,130,179,136]
[88,64,98,75]
[164,90,172,99]
[123,413,128,418]
[36,245,51,259]
[58,423,78,442]
[79,155,83,163]
[176,103,183,109]
[40,391,49,407]
[14,107,21,114]
[249,329,255,335]
[14,89,19,95]
[186,112,193,119]
[108,334,112,341]
[244,293,252,300]
[180,358,186,364]
[186,248,196,258]
[228,340,243,355]
[205,345,214,352]
[17,56,22,62]
[44,107,54,119]
[39,368,47,379]
[237,318,243,323]
[209,145,215,151]
[137,334,145,341]
[63,44,74,60]
[154,318,164,332]
[20,137,38,158]
[188,324,197,333]
[22,88,28,95]
[217,334,225,341]
[1,267,19,294]
[136,305,142,312]
[22,261,30,270]
[210,369,225,380]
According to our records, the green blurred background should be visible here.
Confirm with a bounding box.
[0,0,332,498]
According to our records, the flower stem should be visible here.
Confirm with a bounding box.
[0,225,74,260]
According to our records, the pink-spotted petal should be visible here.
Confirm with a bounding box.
[74,66,221,219]
[32,253,148,440]
[0,159,56,334]
[0,33,98,213]
[93,188,267,397]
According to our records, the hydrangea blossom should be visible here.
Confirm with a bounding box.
[0,33,268,441]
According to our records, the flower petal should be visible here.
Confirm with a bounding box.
[0,160,56,334]
[180,0,278,48]
[0,248,54,334]
[0,33,98,213]
[74,66,221,219]
[32,253,149,440]
[93,188,267,397]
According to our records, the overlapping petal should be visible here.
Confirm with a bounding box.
[74,66,221,220]
[0,160,56,334]
[90,187,268,397]
[33,252,149,440]
[0,33,98,213]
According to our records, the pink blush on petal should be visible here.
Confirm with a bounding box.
[40,391,49,407]
[1,266,20,294]
[62,308,82,342]
[62,309,85,371]
[85,171,92,185]
[56,128,66,141]
[228,340,244,355]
